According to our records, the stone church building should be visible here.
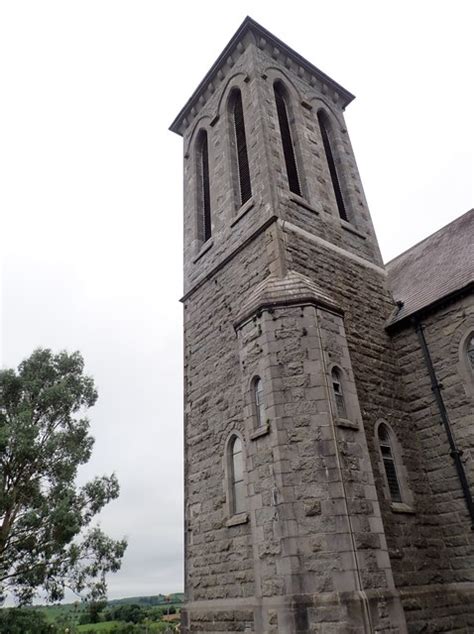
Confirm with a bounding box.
[170,17,474,633]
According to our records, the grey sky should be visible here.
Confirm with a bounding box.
[1,1,473,600]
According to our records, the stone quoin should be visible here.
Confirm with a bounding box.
[170,17,474,633]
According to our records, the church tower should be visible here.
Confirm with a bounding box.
[171,18,408,633]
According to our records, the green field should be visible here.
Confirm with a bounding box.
[78,623,119,632]
[0,595,182,633]
[77,621,176,633]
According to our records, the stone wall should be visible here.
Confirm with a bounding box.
[184,230,276,607]
[389,295,474,630]
[177,20,474,634]
[286,221,474,630]
[182,222,409,630]
[252,44,383,268]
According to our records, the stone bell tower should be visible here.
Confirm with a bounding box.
[171,17,408,633]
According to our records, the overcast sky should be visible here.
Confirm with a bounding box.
[1,1,473,601]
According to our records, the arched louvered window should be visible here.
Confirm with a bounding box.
[317,110,348,222]
[274,82,302,197]
[378,424,402,503]
[331,367,347,419]
[196,130,211,243]
[230,89,252,207]
[252,376,265,428]
[229,436,245,515]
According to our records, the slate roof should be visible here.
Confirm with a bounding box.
[386,209,474,327]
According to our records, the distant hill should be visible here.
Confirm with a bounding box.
[108,593,184,606]
[28,592,184,614]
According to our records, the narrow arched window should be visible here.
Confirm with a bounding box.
[252,377,265,427]
[196,130,211,243]
[378,424,402,503]
[317,110,347,221]
[230,436,245,515]
[331,367,347,419]
[230,89,252,207]
[466,334,474,372]
[274,82,301,196]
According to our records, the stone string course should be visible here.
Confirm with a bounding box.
[176,18,474,634]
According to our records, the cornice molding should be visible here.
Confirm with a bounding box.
[233,270,343,330]
[170,16,355,136]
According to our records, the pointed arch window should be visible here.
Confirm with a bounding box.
[230,89,252,207]
[229,436,245,515]
[317,110,348,222]
[274,82,302,197]
[196,130,211,243]
[466,334,474,372]
[331,367,347,419]
[458,330,474,400]
[377,423,402,503]
[252,376,265,428]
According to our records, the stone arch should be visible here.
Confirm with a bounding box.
[194,128,212,245]
[215,71,250,116]
[224,431,247,518]
[316,106,349,222]
[272,78,304,197]
[329,364,348,420]
[227,86,252,209]
[374,419,414,510]
[250,375,265,429]
[184,113,213,157]
[448,317,474,401]
[309,95,344,125]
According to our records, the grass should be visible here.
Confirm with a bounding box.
[77,622,171,632]
[78,622,119,632]
[28,594,182,632]
[41,603,82,621]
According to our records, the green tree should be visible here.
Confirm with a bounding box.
[113,603,145,624]
[86,599,107,623]
[0,607,57,634]
[0,349,127,604]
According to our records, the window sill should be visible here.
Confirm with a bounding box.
[340,219,366,240]
[226,512,249,527]
[336,418,359,430]
[390,502,415,515]
[250,423,270,440]
[193,238,214,263]
[230,199,255,227]
[289,196,319,215]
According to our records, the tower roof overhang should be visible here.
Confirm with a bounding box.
[234,271,343,330]
[169,16,355,136]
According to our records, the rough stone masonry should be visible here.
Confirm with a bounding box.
[170,17,474,633]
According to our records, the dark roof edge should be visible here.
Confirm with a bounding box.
[169,16,355,135]
[385,281,474,332]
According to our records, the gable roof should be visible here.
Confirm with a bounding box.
[169,16,355,136]
[386,209,474,327]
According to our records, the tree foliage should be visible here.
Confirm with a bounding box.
[0,607,57,634]
[0,349,127,604]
